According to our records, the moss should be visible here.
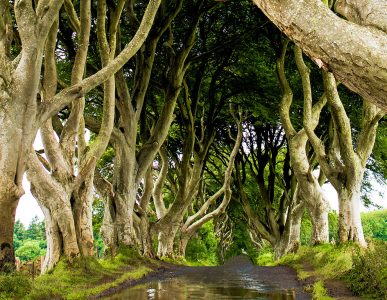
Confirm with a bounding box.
[64,266,151,300]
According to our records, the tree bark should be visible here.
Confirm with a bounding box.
[338,177,366,246]
[157,225,180,258]
[0,192,19,272]
[252,0,387,111]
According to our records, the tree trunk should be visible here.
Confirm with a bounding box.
[178,234,191,258]
[289,140,330,245]
[308,202,329,245]
[338,176,366,246]
[39,206,62,273]
[99,183,138,255]
[157,224,179,258]
[138,215,154,258]
[273,238,290,260]
[73,171,95,257]
[30,185,81,271]
[252,0,387,111]
[100,194,118,256]
[0,193,19,272]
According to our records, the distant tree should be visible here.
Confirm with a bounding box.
[26,217,45,241]
[361,210,387,241]
[15,240,45,263]
[13,221,26,250]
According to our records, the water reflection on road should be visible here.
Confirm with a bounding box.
[102,256,309,299]
[106,274,296,299]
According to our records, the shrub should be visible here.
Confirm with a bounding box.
[312,281,334,300]
[254,242,275,266]
[186,221,219,265]
[346,241,387,299]
[15,240,45,262]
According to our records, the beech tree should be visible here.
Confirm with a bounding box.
[0,0,161,272]
[277,41,330,244]
[26,0,127,272]
[236,122,305,259]
[298,47,385,246]
[252,0,387,111]
[177,108,243,257]
[151,63,239,257]
[91,0,213,257]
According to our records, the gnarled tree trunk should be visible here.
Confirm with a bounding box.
[277,40,330,245]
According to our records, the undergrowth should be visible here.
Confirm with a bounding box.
[346,240,387,299]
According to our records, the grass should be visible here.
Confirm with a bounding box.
[278,244,354,280]
[1,247,158,300]
[312,281,334,300]
[277,241,387,300]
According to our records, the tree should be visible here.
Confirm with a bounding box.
[0,0,161,272]
[15,240,45,263]
[91,0,206,257]
[252,0,387,111]
[26,217,45,241]
[177,108,243,257]
[299,46,385,245]
[236,122,304,259]
[277,41,329,244]
[13,221,26,250]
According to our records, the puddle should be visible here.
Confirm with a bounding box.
[104,275,296,299]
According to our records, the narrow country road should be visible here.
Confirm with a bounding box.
[98,256,311,299]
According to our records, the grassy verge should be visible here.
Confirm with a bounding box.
[0,247,159,300]
[277,241,387,300]
[311,281,334,300]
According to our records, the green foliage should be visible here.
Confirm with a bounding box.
[279,242,387,299]
[278,244,354,279]
[0,273,31,300]
[346,241,387,299]
[13,218,46,262]
[13,220,26,250]
[186,221,219,265]
[26,217,45,241]
[254,242,275,266]
[300,210,312,245]
[223,214,260,263]
[15,240,46,262]
[361,209,387,241]
[328,211,339,243]
[92,197,105,257]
